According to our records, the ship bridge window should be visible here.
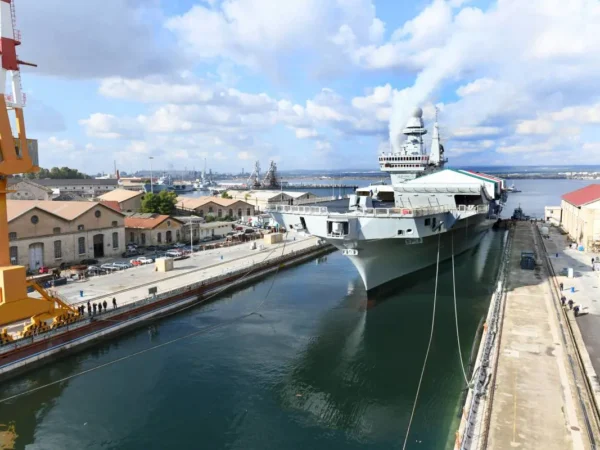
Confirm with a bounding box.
[424,218,431,226]
[397,230,404,235]
[432,218,437,229]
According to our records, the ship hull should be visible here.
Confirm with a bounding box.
[326,216,491,290]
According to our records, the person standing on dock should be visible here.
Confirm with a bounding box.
[87,302,91,316]
[559,282,564,291]
[93,303,97,314]
[113,297,117,309]
[103,300,107,312]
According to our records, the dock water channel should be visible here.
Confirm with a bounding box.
[0,230,508,449]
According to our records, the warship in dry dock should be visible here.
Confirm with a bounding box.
[269,108,507,290]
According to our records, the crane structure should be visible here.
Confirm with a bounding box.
[0,0,77,329]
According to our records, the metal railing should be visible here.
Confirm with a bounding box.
[268,203,488,217]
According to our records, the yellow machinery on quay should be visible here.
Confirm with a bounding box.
[0,0,78,339]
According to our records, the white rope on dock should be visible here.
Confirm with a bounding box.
[402,230,442,450]
[452,231,470,386]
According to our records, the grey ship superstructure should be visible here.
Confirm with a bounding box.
[268,108,505,291]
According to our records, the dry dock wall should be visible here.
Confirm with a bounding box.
[0,243,334,382]
[453,229,512,450]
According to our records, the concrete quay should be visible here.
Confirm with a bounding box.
[456,222,600,450]
[49,233,316,309]
[0,233,331,380]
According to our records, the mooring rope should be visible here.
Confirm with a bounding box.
[452,231,470,386]
[402,230,442,450]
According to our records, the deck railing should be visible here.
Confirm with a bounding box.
[268,204,488,217]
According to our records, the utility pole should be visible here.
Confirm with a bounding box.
[149,156,154,193]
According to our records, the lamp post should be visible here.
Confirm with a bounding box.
[149,156,154,193]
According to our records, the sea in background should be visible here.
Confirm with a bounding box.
[0,178,587,450]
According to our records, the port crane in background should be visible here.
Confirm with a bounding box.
[0,0,77,333]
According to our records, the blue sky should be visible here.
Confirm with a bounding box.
[13,0,600,174]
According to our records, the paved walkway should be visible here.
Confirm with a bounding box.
[487,222,587,449]
[544,226,600,392]
[46,233,318,309]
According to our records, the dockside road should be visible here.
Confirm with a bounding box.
[48,233,319,309]
[543,225,600,414]
[484,223,597,449]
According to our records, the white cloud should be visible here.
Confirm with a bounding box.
[456,78,495,97]
[166,0,384,76]
[18,0,184,78]
[315,140,332,152]
[295,128,319,139]
[516,119,554,135]
[46,136,75,151]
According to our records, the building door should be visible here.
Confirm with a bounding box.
[93,234,104,258]
[29,243,44,269]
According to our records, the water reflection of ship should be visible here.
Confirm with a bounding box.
[275,234,503,441]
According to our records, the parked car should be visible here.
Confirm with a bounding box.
[173,242,187,248]
[112,262,132,269]
[87,266,106,275]
[132,256,154,264]
[38,266,50,274]
[80,258,99,266]
[165,250,183,258]
[100,263,118,271]
[121,249,140,258]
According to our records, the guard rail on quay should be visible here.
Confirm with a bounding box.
[0,242,334,381]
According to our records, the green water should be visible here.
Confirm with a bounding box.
[0,231,506,450]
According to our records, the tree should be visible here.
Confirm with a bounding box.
[205,215,216,223]
[221,191,232,199]
[141,191,178,215]
[25,166,90,179]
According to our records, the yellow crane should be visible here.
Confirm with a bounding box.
[0,0,77,331]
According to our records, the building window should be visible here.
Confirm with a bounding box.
[218,209,222,218]
[9,232,16,241]
[78,237,86,254]
[237,209,242,217]
[31,215,39,224]
[54,240,62,259]
[95,210,101,218]
[53,227,61,234]
[176,230,180,241]
[9,246,18,264]
[112,232,119,249]
[157,232,162,243]
[141,233,146,245]
[246,208,251,216]
[193,229,197,238]
[112,221,118,227]
[130,232,134,242]
[167,220,171,227]
[166,230,172,243]
[208,206,213,213]
[229,209,233,217]
[78,224,85,231]
[199,210,204,217]
[424,218,431,226]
